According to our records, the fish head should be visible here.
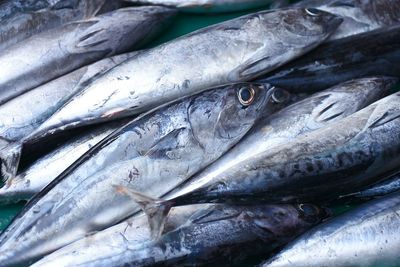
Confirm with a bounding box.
[249,204,329,239]
[275,8,343,42]
[187,83,289,153]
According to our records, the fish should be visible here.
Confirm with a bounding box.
[257,25,400,93]
[128,88,400,239]
[261,191,400,267]
[340,172,400,199]
[0,122,125,204]
[0,0,123,51]
[32,203,328,267]
[0,6,176,105]
[0,52,137,153]
[0,51,139,180]
[0,83,285,266]
[165,77,395,206]
[14,7,341,171]
[125,0,277,13]
[295,0,400,40]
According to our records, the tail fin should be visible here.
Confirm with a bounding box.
[0,142,22,182]
[114,185,173,240]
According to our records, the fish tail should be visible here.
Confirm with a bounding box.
[0,141,22,183]
[114,185,173,240]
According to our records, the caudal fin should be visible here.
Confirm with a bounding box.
[114,185,173,240]
[0,142,22,182]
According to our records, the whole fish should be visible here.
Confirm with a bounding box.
[0,52,137,153]
[257,25,400,92]
[0,0,123,51]
[0,6,176,105]
[262,191,400,267]
[341,172,400,199]
[295,0,400,40]
[128,90,400,239]
[168,77,394,207]
[0,122,125,204]
[0,83,284,266]
[32,203,327,267]
[17,7,341,166]
[126,0,276,13]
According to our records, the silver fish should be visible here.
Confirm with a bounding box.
[0,123,123,204]
[168,77,394,202]
[295,0,400,40]
[262,191,400,267]
[19,7,341,160]
[0,83,283,266]
[30,205,212,267]
[130,87,400,239]
[257,25,400,93]
[32,203,327,267]
[126,0,275,13]
[0,52,137,152]
[0,0,123,51]
[0,6,176,105]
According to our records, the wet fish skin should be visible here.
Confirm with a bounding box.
[169,77,395,201]
[33,203,327,267]
[0,0,63,21]
[0,122,125,204]
[24,8,342,149]
[0,6,176,105]
[341,172,400,199]
[31,205,212,267]
[0,83,282,266]
[262,191,400,267]
[135,89,400,239]
[0,0,123,52]
[257,25,400,93]
[0,52,137,148]
[126,0,275,13]
[295,0,400,40]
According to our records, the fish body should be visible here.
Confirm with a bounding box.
[126,0,273,13]
[257,25,400,92]
[0,122,123,203]
[0,83,282,266]
[135,89,400,238]
[262,192,400,267]
[23,8,341,150]
[0,52,136,149]
[32,203,327,267]
[0,0,123,51]
[295,0,400,40]
[0,6,175,105]
[171,77,394,200]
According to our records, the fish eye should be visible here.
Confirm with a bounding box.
[271,88,289,103]
[238,86,255,106]
[298,204,319,216]
[305,8,323,16]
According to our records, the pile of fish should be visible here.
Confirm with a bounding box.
[0,0,399,266]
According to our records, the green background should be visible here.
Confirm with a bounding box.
[0,2,383,266]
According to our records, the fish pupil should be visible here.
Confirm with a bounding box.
[240,88,252,102]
